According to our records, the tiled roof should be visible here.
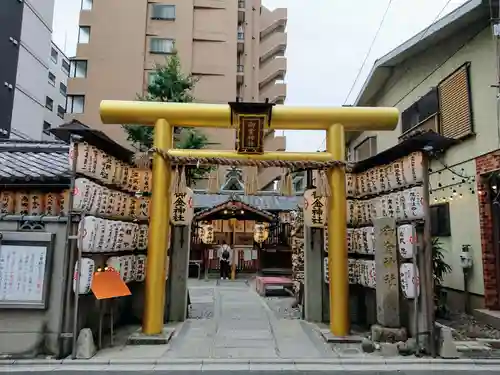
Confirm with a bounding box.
[193,192,301,211]
[0,140,70,183]
[0,140,303,211]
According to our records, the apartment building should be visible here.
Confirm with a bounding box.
[43,41,70,140]
[67,0,287,190]
[0,0,55,140]
[347,0,500,313]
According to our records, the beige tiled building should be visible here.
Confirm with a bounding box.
[67,0,287,190]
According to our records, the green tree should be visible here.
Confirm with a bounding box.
[123,53,214,185]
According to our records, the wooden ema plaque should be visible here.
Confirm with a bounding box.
[91,269,131,300]
[237,115,265,154]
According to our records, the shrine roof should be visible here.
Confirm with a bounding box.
[0,140,71,185]
[50,120,133,163]
[193,194,294,222]
[193,192,302,212]
[352,131,457,173]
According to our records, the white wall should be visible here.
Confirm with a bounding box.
[348,26,496,296]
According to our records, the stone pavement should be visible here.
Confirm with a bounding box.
[164,278,334,359]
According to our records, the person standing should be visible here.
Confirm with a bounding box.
[218,240,231,280]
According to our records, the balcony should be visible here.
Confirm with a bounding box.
[238,0,245,22]
[237,64,244,85]
[399,114,440,142]
[260,7,287,39]
[194,0,227,9]
[237,31,244,52]
[259,82,286,103]
[259,56,286,87]
[260,32,287,62]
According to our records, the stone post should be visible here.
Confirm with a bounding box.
[166,225,191,322]
[304,227,324,322]
[374,217,400,327]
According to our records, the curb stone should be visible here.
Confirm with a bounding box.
[2,357,500,366]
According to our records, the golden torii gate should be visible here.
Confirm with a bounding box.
[100,100,398,337]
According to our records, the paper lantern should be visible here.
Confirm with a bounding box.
[364,226,375,254]
[0,191,15,215]
[397,224,416,259]
[253,223,269,243]
[367,260,376,288]
[73,258,95,294]
[402,152,423,186]
[199,224,215,244]
[121,255,135,283]
[170,188,194,225]
[303,189,327,228]
[403,186,425,220]
[134,255,147,282]
[346,173,357,197]
[400,263,420,299]
[348,259,356,284]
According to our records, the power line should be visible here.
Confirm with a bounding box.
[380,0,454,106]
[317,0,394,152]
[317,0,454,152]
[343,0,394,106]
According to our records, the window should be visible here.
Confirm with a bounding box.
[148,72,157,85]
[43,121,51,135]
[70,60,87,78]
[430,203,451,237]
[438,63,473,139]
[78,26,90,44]
[50,48,58,63]
[48,72,56,86]
[353,136,377,161]
[81,0,92,10]
[150,38,174,54]
[57,105,65,119]
[66,95,85,114]
[62,59,70,75]
[60,82,67,96]
[237,24,244,40]
[45,96,53,111]
[401,88,439,134]
[151,4,175,20]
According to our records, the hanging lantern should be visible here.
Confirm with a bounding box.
[170,187,194,226]
[303,189,327,228]
[253,222,269,243]
[199,223,215,244]
[229,101,275,154]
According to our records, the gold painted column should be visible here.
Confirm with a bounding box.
[143,118,172,334]
[326,123,349,336]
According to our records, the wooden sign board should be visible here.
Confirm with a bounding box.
[303,189,327,228]
[170,188,194,226]
[237,115,264,154]
[91,270,131,300]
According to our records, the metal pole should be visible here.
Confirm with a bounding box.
[326,123,349,336]
[58,135,79,358]
[422,154,436,357]
[412,238,420,355]
[71,213,83,359]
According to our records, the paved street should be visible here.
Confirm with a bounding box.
[4,279,500,372]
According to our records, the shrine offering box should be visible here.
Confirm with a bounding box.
[0,232,55,309]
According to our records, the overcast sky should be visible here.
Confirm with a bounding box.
[52,0,467,152]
